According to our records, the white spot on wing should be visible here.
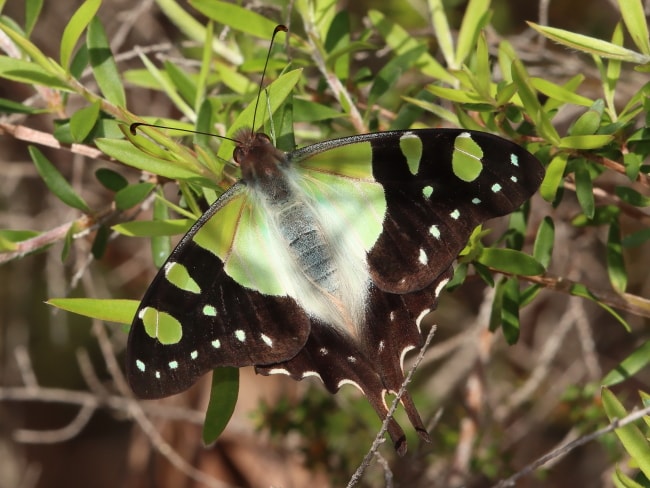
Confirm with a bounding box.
[472,197,481,204]
[347,356,357,363]
[450,209,460,220]
[260,333,273,347]
[435,278,450,298]
[155,371,161,379]
[168,360,178,369]
[399,345,416,371]
[419,248,428,265]
[212,339,221,349]
[301,371,323,381]
[337,378,364,393]
[511,175,518,183]
[319,347,328,356]
[235,330,246,342]
[190,350,198,360]
[136,359,145,372]
[378,340,385,352]
[511,153,519,166]
[491,183,502,193]
[429,225,441,239]
[267,368,291,376]
[415,308,431,333]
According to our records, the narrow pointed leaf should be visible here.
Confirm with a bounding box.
[29,146,90,212]
[47,298,139,324]
[202,367,239,444]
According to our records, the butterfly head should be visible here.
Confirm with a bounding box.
[233,130,286,183]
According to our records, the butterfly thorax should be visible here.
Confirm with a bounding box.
[233,131,371,337]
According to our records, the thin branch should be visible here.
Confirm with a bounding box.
[492,404,650,488]
[346,325,438,487]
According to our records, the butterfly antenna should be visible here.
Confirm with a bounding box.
[250,24,288,136]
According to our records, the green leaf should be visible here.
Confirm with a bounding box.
[202,367,239,445]
[47,298,138,324]
[426,84,485,104]
[29,146,91,212]
[0,97,47,114]
[623,227,650,248]
[368,10,455,84]
[455,0,490,67]
[612,467,646,488]
[618,0,650,55]
[60,0,101,70]
[574,163,595,219]
[96,139,202,180]
[138,53,194,121]
[217,69,302,160]
[114,182,156,211]
[531,77,594,107]
[91,224,110,260]
[0,229,40,252]
[428,0,454,67]
[95,168,128,192]
[607,218,628,293]
[501,277,520,344]
[70,100,101,142]
[155,0,242,65]
[533,216,554,269]
[25,0,44,36]
[511,60,560,144]
[190,0,278,39]
[476,248,545,276]
[112,219,192,237]
[87,16,126,107]
[569,100,605,136]
[0,56,71,91]
[489,277,506,332]
[528,22,650,63]
[152,193,172,268]
[601,387,650,480]
[602,340,650,387]
[615,186,650,207]
[559,134,614,149]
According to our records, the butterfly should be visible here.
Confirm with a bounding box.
[126,121,544,454]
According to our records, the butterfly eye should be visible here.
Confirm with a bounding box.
[233,146,244,163]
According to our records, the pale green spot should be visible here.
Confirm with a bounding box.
[452,132,484,182]
[429,225,441,239]
[169,360,178,369]
[155,371,161,379]
[202,304,217,316]
[140,307,183,345]
[399,133,423,175]
[422,185,433,198]
[296,140,375,179]
[491,183,502,193]
[450,209,460,220]
[418,249,428,265]
[511,153,519,166]
[212,339,221,349]
[235,329,246,342]
[190,350,198,359]
[472,197,481,204]
[511,175,518,183]
[165,262,200,294]
[136,359,145,372]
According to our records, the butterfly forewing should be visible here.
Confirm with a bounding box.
[127,184,311,399]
